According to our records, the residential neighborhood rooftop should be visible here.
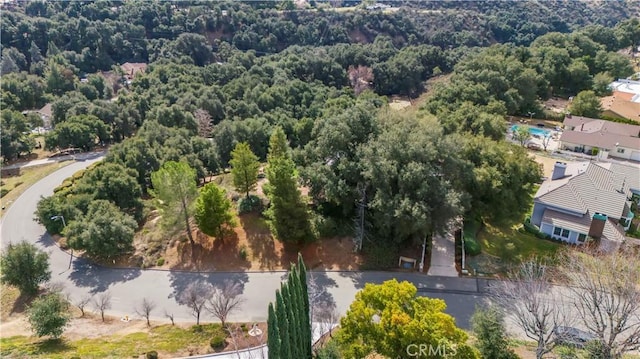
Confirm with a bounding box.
[560,116,640,151]
[601,91,640,122]
[609,79,640,102]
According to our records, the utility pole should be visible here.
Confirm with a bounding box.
[419,234,427,272]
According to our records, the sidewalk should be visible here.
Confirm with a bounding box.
[427,230,458,277]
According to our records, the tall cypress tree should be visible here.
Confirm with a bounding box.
[267,303,281,359]
[298,253,311,356]
[267,256,312,359]
[282,283,299,359]
[289,267,303,356]
[275,289,291,359]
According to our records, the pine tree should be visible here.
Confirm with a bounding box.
[230,142,260,198]
[265,127,315,243]
[267,303,281,359]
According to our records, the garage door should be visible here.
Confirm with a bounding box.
[632,151,640,162]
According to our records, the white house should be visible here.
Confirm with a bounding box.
[559,115,640,162]
[531,161,640,250]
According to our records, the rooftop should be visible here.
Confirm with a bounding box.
[609,79,640,101]
[601,91,640,122]
[560,116,640,150]
[535,161,636,219]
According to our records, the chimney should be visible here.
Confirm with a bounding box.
[551,162,567,180]
[588,213,607,238]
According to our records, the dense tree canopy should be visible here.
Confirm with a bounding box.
[64,200,137,260]
[24,1,633,261]
[337,280,478,358]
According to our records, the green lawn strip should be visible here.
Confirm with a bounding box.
[1,161,73,215]
[477,222,561,265]
[0,324,225,358]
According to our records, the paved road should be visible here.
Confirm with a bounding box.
[0,159,490,329]
[1,150,106,170]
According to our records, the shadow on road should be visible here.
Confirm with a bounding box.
[167,270,250,301]
[68,259,142,294]
[308,271,338,308]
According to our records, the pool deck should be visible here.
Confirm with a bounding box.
[507,123,561,151]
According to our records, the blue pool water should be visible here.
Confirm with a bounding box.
[510,125,551,137]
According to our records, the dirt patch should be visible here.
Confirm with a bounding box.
[160,213,363,271]
[389,99,412,111]
[543,97,569,114]
[532,153,561,178]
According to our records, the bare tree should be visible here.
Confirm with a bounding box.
[563,250,640,358]
[206,280,244,328]
[93,291,112,322]
[74,294,93,317]
[179,281,212,325]
[541,134,553,151]
[194,108,213,138]
[164,309,175,326]
[347,65,373,95]
[490,260,571,359]
[316,302,340,339]
[135,297,156,327]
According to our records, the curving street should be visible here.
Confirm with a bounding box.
[0,158,488,327]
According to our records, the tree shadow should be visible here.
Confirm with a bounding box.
[35,233,57,249]
[170,229,251,271]
[167,270,250,302]
[35,338,75,354]
[308,271,338,308]
[67,258,141,294]
[8,291,35,317]
[240,214,281,270]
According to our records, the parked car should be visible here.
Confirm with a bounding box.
[49,148,82,158]
[554,326,597,348]
[527,142,543,151]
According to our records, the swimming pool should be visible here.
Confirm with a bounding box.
[510,125,551,137]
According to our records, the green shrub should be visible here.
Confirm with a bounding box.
[0,188,9,198]
[362,243,399,270]
[464,237,481,256]
[210,335,226,350]
[240,323,248,331]
[315,340,341,359]
[145,351,158,359]
[556,346,578,359]
[239,245,248,260]
[314,215,352,237]
[238,195,262,214]
[156,257,165,266]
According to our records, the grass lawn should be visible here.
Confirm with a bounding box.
[0,324,227,359]
[1,161,72,216]
[477,222,562,265]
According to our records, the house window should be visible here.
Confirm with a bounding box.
[617,148,625,153]
[561,229,570,238]
[578,233,587,242]
[553,227,562,235]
